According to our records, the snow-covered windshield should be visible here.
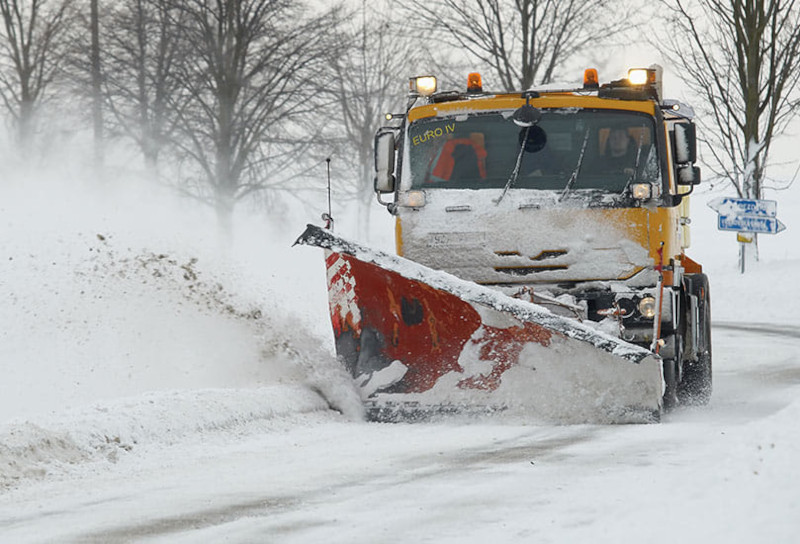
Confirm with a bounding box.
[406,109,660,193]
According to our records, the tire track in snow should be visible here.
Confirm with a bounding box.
[75,427,594,542]
[715,321,800,339]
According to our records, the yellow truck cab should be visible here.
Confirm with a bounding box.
[373,67,711,408]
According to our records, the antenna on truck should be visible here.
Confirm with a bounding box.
[322,157,334,231]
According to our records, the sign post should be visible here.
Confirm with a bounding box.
[708,197,786,235]
[708,197,786,274]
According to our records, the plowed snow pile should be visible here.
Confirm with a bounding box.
[0,178,361,488]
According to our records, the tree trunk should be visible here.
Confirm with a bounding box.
[214,192,235,246]
[357,143,373,239]
[91,0,104,171]
[18,99,34,152]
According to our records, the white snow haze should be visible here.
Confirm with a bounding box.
[2,124,800,541]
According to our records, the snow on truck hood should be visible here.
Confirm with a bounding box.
[398,189,654,285]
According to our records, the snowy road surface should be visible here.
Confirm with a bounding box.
[2,322,799,544]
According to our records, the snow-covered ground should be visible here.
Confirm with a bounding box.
[1,165,800,542]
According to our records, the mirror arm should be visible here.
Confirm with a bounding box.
[377,193,398,214]
[376,190,393,208]
[667,183,695,206]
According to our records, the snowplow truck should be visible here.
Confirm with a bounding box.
[296,67,711,423]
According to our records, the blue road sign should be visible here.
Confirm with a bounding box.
[718,214,786,234]
[708,197,777,217]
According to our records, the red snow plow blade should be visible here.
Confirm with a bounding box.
[296,225,664,423]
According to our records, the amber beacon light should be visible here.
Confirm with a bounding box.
[583,68,599,88]
[467,72,483,92]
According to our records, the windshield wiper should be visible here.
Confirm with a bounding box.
[495,99,541,205]
[558,127,590,201]
[494,125,530,205]
[622,126,647,194]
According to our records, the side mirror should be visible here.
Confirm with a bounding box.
[673,122,697,164]
[374,131,396,194]
[677,164,701,186]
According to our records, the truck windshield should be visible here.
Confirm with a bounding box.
[406,109,660,193]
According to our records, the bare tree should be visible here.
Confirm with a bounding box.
[398,0,630,91]
[324,0,426,236]
[171,0,342,235]
[0,0,73,150]
[659,0,800,270]
[100,0,188,174]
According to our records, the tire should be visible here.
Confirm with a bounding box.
[663,288,687,412]
[678,274,712,405]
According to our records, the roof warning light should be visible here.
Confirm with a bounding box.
[467,72,483,93]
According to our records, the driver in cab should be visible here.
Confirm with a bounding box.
[602,127,637,178]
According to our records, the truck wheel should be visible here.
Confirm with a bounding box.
[678,274,712,405]
[663,290,687,412]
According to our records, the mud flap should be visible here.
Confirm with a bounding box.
[296,224,664,423]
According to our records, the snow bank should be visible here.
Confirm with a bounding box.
[0,386,332,490]
[0,172,364,488]
[706,259,800,326]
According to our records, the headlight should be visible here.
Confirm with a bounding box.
[410,76,437,97]
[400,190,426,208]
[628,68,649,85]
[631,183,651,200]
[638,296,657,318]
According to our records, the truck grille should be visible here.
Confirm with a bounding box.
[494,265,569,275]
[493,248,570,275]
